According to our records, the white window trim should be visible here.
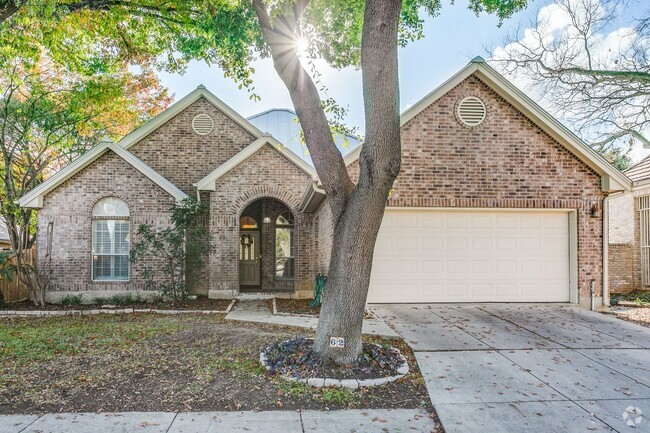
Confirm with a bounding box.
[91,216,130,282]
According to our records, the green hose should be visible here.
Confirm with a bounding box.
[309,274,326,308]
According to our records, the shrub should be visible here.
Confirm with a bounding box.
[61,294,83,306]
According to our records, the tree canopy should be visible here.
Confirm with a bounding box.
[493,0,649,169]
[1,0,529,351]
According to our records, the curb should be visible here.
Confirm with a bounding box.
[0,299,237,319]
[259,339,409,389]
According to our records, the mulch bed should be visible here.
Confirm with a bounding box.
[270,298,374,319]
[0,314,434,416]
[263,337,405,380]
[272,298,320,316]
[0,297,233,311]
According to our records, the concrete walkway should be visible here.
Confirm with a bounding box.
[371,304,650,433]
[225,300,399,337]
[0,409,434,433]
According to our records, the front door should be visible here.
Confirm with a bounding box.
[239,231,260,286]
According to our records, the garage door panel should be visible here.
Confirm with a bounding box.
[368,210,570,303]
[447,237,468,250]
[447,215,468,228]
[421,260,444,274]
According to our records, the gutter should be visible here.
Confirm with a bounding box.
[299,179,326,213]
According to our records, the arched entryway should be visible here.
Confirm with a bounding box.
[239,198,295,292]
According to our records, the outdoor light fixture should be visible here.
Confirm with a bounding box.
[263,216,271,224]
[591,204,601,218]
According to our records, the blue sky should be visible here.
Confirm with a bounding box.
[160,0,548,132]
[158,0,649,162]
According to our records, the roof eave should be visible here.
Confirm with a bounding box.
[17,141,188,209]
[299,179,326,213]
[196,136,316,192]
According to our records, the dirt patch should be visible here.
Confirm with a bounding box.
[271,299,374,319]
[608,306,650,328]
[272,298,320,316]
[0,314,433,415]
[1,297,233,311]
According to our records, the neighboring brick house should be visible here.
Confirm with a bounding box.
[607,157,650,293]
[19,58,630,308]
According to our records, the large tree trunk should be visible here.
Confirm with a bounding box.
[313,0,402,364]
[253,0,401,364]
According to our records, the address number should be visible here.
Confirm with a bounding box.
[329,337,345,348]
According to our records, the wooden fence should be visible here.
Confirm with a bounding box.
[0,249,34,302]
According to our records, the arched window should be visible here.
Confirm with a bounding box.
[92,197,130,281]
[240,216,258,229]
[275,210,294,279]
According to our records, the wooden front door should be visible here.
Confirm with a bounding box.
[239,231,260,286]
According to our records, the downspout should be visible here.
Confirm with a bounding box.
[193,184,201,203]
[602,192,623,308]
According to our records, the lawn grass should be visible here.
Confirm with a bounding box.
[0,314,431,414]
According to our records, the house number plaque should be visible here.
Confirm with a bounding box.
[329,337,345,348]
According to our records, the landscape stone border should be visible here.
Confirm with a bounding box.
[259,338,409,389]
[0,299,237,319]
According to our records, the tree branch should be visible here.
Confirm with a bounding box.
[252,0,353,218]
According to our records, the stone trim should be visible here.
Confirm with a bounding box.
[259,339,409,389]
[0,300,236,318]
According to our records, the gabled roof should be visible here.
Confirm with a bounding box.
[196,136,316,191]
[344,57,631,193]
[117,85,264,150]
[18,140,188,209]
[625,155,650,183]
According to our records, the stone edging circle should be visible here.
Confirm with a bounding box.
[0,299,237,319]
[260,338,409,389]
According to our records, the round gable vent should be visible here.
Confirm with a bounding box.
[456,96,486,127]
[192,113,214,135]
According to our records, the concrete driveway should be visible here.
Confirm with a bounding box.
[370,304,650,433]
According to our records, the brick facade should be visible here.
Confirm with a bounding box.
[32,73,617,305]
[129,96,256,195]
[206,144,314,298]
[37,151,176,298]
[607,186,650,292]
[316,75,606,305]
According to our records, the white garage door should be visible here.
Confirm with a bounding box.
[368,209,570,303]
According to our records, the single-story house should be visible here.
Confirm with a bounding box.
[608,157,650,293]
[18,57,631,308]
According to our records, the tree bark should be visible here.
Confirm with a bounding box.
[253,0,402,364]
[312,0,402,364]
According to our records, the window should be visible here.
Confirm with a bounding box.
[92,197,130,281]
[240,216,258,229]
[275,210,294,279]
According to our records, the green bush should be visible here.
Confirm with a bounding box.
[60,294,83,306]
[108,293,141,305]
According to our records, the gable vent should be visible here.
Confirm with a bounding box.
[457,96,486,127]
[192,114,214,135]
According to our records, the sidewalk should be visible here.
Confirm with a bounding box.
[225,300,399,337]
[1,409,435,432]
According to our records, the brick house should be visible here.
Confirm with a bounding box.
[18,58,630,308]
[607,157,650,293]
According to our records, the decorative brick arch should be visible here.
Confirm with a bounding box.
[230,185,302,217]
